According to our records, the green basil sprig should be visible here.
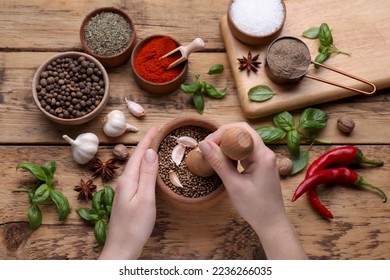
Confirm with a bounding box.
[180,64,226,114]
[256,108,328,175]
[15,161,70,229]
[303,23,350,68]
[76,186,115,246]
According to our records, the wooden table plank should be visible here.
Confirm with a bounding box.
[1,0,390,261]
[1,51,390,144]
[0,0,230,51]
[1,145,389,259]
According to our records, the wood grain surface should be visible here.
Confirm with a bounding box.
[220,0,390,118]
[1,0,390,260]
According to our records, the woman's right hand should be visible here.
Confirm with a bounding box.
[198,122,285,230]
[198,122,307,259]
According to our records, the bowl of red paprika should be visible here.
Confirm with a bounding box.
[131,35,189,94]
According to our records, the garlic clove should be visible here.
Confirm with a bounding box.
[171,143,186,166]
[176,136,198,148]
[126,123,139,132]
[169,170,184,188]
[125,97,145,118]
[63,133,99,164]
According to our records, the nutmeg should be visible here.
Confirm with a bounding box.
[220,127,254,161]
[184,148,215,177]
[277,156,293,176]
[112,144,129,161]
[337,116,355,134]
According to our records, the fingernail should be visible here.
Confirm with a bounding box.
[144,149,156,163]
[198,141,212,156]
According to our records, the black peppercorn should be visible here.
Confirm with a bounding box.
[36,56,105,119]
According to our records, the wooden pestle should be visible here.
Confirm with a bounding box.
[185,127,254,177]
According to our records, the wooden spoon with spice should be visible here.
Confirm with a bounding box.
[160,37,205,70]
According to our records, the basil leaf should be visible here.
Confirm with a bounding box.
[16,162,47,182]
[318,45,329,54]
[76,208,99,222]
[203,83,226,99]
[49,189,70,221]
[193,91,204,115]
[291,148,311,175]
[42,161,56,178]
[299,108,327,131]
[248,85,275,102]
[103,186,115,207]
[303,27,320,39]
[256,126,286,143]
[315,52,330,64]
[180,82,202,93]
[28,204,42,230]
[274,111,295,132]
[32,183,50,205]
[319,23,333,46]
[94,220,107,246]
[106,205,112,216]
[207,64,224,75]
[287,130,300,158]
[92,190,104,212]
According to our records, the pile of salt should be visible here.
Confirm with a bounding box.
[229,0,285,36]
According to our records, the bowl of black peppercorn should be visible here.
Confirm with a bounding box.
[32,51,109,125]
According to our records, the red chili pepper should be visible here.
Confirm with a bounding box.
[305,146,384,219]
[306,146,383,177]
[292,167,387,203]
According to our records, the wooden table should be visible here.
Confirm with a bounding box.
[1,0,389,260]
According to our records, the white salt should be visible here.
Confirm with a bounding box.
[230,0,285,36]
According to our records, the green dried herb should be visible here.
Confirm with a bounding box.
[180,64,226,114]
[14,161,70,229]
[84,12,132,56]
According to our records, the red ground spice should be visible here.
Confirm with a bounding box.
[134,36,184,83]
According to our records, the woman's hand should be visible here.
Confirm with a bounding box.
[199,122,307,259]
[99,126,160,260]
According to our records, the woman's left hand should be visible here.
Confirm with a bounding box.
[99,126,160,260]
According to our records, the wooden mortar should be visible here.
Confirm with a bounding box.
[185,127,254,177]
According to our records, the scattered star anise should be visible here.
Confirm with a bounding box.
[237,50,261,76]
[74,179,97,201]
[90,157,119,181]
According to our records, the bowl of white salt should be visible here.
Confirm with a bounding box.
[227,0,286,45]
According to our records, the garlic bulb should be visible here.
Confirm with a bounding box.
[103,110,138,137]
[63,133,99,164]
[125,97,145,118]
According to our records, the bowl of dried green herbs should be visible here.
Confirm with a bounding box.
[150,115,226,211]
[80,7,137,68]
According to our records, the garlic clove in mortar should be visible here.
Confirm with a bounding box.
[172,143,186,166]
[125,97,145,118]
[169,170,184,188]
[63,133,99,164]
[176,136,198,148]
[103,110,138,137]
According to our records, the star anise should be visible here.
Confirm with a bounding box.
[90,157,119,181]
[74,179,97,201]
[237,50,261,76]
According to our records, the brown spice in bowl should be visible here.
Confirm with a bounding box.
[157,125,222,198]
[35,55,105,120]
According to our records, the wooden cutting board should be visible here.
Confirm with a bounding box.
[220,0,390,119]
